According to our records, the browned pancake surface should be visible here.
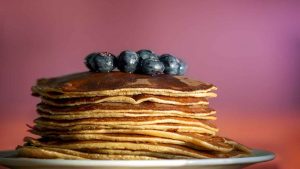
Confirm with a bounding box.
[42,94,208,105]
[34,71,215,92]
[38,102,214,113]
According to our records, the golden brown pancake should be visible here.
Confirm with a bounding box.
[38,110,216,120]
[29,132,211,151]
[32,71,217,98]
[23,136,249,158]
[17,146,159,160]
[30,132,187,144]
[33,123,217,134]
[26,129,232,152]
[34,117,218,132]
[41,94,209,106]
[37,102,215,114]
[17,145,249,160]
[77,149,191,159]
[23,137,217,159]
[86,148,250,158]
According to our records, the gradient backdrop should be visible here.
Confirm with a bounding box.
[0,0,299,168]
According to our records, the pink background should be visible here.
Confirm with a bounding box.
[0,0,300,168]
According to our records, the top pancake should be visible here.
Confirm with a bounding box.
[32,71,217,97]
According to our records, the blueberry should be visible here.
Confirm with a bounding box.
[85,53,97,71]
[117,50,139,73]
[141,58,165,75]
[85,52,116,72]
[159,54,180,75]
[137,49,156,60]
[177,59,187,75]
[136,49,158,73]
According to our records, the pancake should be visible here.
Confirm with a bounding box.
[37,102,215,114]
[29,132,210,151]
[38,111,217,120]
[29,131,217,151]
[87,148,249,159]
[33,123,217,134]
[77,149,191,159]
[17,145,249,160]
[17,146,158,160]
[23,137,249,158]
[34,117,218,132]
[17,146,85,160]
[41,94,209,106]
[27,129,231,152]
[30,132,187,145]
[31,132,242,153]
[32,71,217,98]
[223,138,251,154]
[23,137,217,158]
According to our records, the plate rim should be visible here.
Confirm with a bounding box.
[0,149,275,167]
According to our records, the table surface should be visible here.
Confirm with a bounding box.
[0,111,299,169]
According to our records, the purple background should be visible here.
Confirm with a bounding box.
[1,0,299,114]
[0,0,300,168]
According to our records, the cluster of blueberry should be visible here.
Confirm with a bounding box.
[85,50,187,76]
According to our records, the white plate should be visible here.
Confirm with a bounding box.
[0,149,274,169]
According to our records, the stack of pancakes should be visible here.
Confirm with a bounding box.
[17,72,250,159]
